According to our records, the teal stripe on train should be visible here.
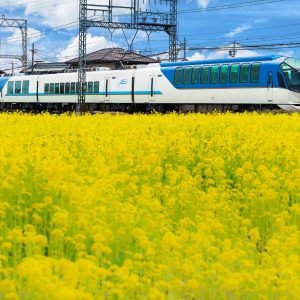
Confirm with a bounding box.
[5,90,163,96]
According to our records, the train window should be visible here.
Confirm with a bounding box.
[60,83,65,94]
[55,83,59,94]
[210,65,219,84]
[174,67,183,85]
[65,82,70,94]
[250,63,261,83]
[240,64,249,83]
[220,65,228,84]
[50,83,54,94]
[183,67,192,85]
[200,66,210,84]
[192,67,200,84]
[280,63,300,92]
[277,72,286,89]
[22,81,29,94]
[230,65,239,83]
[7,81,14,94]
[15,81,22,94]
[71,82,76,94]
[44,83,49,94]
[88,81,94,93]
[94,81,100,93]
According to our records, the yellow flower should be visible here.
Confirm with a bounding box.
[0,112,299,299]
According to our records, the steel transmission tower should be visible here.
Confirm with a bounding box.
[168,0,177,62]
[0,15,28,72]
[78,0,88,112]
[78,0,178,111]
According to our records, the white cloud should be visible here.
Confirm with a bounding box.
[188,52,206,60]
[11,27,41,44]
[0,0,77,28]
[187,44,261,61]
[0,0,148,28]
[223,18,267,40]
[0,26,41,73]
[0,27,41,57]
[57,33,118,61]
[149,52,169,62]
[197,0,211,9]
[224,24,252,38]
[0,58,22,74]
[24,0,78,28]
[0,12,42,68]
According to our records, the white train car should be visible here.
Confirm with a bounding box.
[0,55,300,112]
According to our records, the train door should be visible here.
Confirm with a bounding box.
[267,71,273,102]
[36,75,40,103]
[104,77,110,101]
[148,75,156,102]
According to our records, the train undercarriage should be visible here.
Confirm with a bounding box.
[0,102,282,114]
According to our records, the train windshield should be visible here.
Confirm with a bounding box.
[281,58,300,92]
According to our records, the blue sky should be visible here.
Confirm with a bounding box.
[0,0,300,71]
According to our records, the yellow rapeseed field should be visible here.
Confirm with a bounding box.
[0,112,299,300]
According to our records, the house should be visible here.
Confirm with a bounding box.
[22,48,158,75]
[24,62,69,75]
[66,47,158,71]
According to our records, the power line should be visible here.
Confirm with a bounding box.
[140,41,300,54]
[0,0,287,46]
[178,0,285,13]
[5,39,300,66]
[32,31,300,62]
[0,0,295,65]
[38,40,300,63]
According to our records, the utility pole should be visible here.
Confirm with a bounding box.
[11,61,14,76]
[30,43,35,74]
[183,37,187,60]
[229,41,237,58]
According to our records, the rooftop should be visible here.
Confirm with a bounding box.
[24,62,69,73]
[160,55,284,68]
[67,47,158,65]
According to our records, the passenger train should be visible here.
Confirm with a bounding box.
[0,55,300,112]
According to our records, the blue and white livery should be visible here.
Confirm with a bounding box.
[0,55,300,112]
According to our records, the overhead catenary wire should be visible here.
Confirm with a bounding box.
[6,38,300,65]
[0,0,297,64]
[178,0,285,13]
[0,0,287,46]
[6,36,300,64]
[6,0,285,14]
[135,42,300,55]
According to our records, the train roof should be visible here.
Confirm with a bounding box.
[160,55,284,68]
